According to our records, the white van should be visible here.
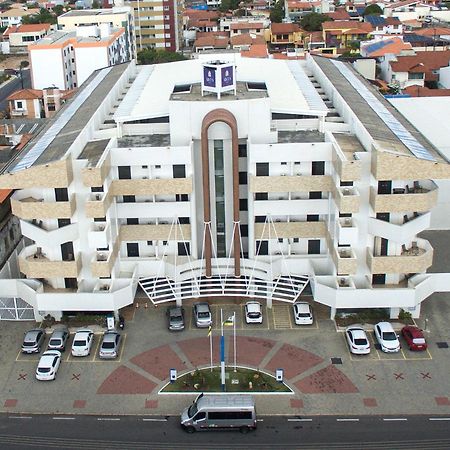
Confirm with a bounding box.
[181,394,257,433]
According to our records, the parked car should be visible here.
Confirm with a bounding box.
[401,325,427,351]
[193,302,212,328]
[47,326,69,352]
[345,325,370,355]
[36,350,61,381]
[374,322,400,353]
[292,302,313,325]
[99,331,121,359]
[22,329,45,354]
[245,301,263,324]
[167,306,185,331]
[71,329,94,357]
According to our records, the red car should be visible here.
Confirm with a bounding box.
[401,326,427,351]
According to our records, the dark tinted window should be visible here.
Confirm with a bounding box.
[118,166,131,179]
[311,161,325,175]
[208,411,252,420]
[239,172,248,185]
[173,165,186,178]
[256,163,269,176]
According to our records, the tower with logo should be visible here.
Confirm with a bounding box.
[201,61,237,99]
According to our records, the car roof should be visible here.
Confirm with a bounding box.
[377,322,394,331]
[51,329,67,338]
[195,303,210,311]
[246,301,261,312]
[24,329,42,340]
[102,332,119,342]
[169,306,183,315]
[39,351,59,366]
[294,302,311,312]
[348,327,367,339]
[74,329,93,335]
[404,326,423,337]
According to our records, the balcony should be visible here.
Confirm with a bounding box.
[249,175,333,193]
[334,187,360,213]
[254,221,327,239]
[85,192,112,218]
[91,249,117,277]
[120,223,191,241]
[367,238,433,274]
[336,217,358,245]
[11,194,76,220]
[81,154,110,187]
[110,178,192,196]
[332,247,357,275]
[19,245,80,278]
[88,221,111,249]
[369,182,438,213]
[332,134,363,182]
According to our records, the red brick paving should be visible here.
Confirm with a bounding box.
[295,365,359,394]
[435,396,450,406]
[4,399,17,408]
[363,398,378,407]
[227,336,276,368]
[265,343,323,379]
[290,399,304,409]
[97,366,157,395]
[145,399,158,409]
[177,337,221,368]
[73,400,86,409]
[130,345,187,380]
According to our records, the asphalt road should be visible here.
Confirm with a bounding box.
[0,70,31,112]
[0,414,449,449]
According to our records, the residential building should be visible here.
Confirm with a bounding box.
[128,0,183,51]
[29,25,129,90]
[364,15,403,36]
[0,8,40,28]
[322,20,373,49]
[2,24,51,52]
[1,56,450,322]
[269,23,303,49]
[57,7,136,60]
[285,0,331,22]
[230,22,265,38]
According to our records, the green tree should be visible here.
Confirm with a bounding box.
[92,0,101,8]
[219,0,240,12]
[21,8,56,25]
[270,0,284,23]
[363,4,383,16]
[137,49,188,65]
[300,12,329,32]
[52,5,65,16]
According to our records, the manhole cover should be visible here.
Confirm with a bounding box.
[436,342,449,349]
[331,357,342,365]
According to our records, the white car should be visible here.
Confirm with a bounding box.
[345,325,370,355]
[245,301,263,324]
[293,302,314,325]
[36,350,61,381]
[374,322,400,353]
[71,329,94,357]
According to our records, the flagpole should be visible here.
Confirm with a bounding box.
[209,325,213,372]
[220,308,225,391]
[233,311,236,372]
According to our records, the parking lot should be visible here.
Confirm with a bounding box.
[0,292,448,416]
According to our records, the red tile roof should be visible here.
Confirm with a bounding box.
[403,85,450,96]
[7,89,43,101]
[271,23,302,34]
[241,43,269,58]
[325,8,351,21]
[230,34,265,45]
[415,27,450,37]
[194,35,229,49]
[230,22,264,30]
[183,9,220,20]
[3,23,51,36]
[390,50,450,73]
[323,21,372,32]
[363,37,412,57]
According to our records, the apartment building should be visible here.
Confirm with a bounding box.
[57,7,136,60]
[1,56,450,322]
[29,25,129,90]
[128,0,183,51]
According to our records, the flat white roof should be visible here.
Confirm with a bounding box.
[388,96,450,161]
[114,56,328,122]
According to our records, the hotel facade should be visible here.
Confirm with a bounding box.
[1,55,450,322]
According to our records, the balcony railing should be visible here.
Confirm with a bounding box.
[11,195,76,220]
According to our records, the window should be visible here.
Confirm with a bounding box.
[147,241,153,246]
[58,218,71,228]
[309,191,322,199]
[307,215,319,222]
[238,144,247,157]
[255,216,266,223]
[256,240,268,255]
[194,412,206,421]
[118,166,131,179]
[278,238,283,243]
[293,238,299,243]
[176,194,189,202]
[239,172,248,185]
[408,72,424,80]
[178,242,190,256]
[256,163,269,176]
[308,240,320,254]
[15,101,23,109]
[173,165,185,178]
[208,411,252,420]
[123,195,135,203]
[127,243,139,257]
[127,218,139,225]
[255,193,268,200]
[179,217,190,224]
[240,224,248,237]
[239,199,248,211]
[311,161,325,175]
[55,188,69,202]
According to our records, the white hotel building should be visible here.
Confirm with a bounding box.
[1,55,450,322]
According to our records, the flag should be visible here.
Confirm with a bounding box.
[207,325,212,336]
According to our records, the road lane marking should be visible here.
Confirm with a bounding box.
[97,418,120,421]
[142,418,168,422]
[288,418,312,422]
[8,416,32,419]
[429,417,450,421]
[383,418,407,421]
[52,417,75,420]
[337,418,359,422]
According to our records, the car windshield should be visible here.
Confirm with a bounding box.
[298,313,310,317]
[49,339,61,346]
[354,338,367,346]
[198,312,210,318]
[171,315,182,322]
[383,331,397,341]
[73,340,86,346]
[38,367,51,373]
[188,403,198,418]
[413,338,426,345]
[22,342,35,347]
[248,312,261,318]
[102,342,115,349]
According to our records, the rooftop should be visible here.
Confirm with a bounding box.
[29,28,123,47]
[117,135,171,148]
[77,139,110,166]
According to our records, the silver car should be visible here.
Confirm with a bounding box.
[99,331,121,359]
[193,302,212,328]
[22,329,45,354]
[47,326,69,352]
[167,306,185,331]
